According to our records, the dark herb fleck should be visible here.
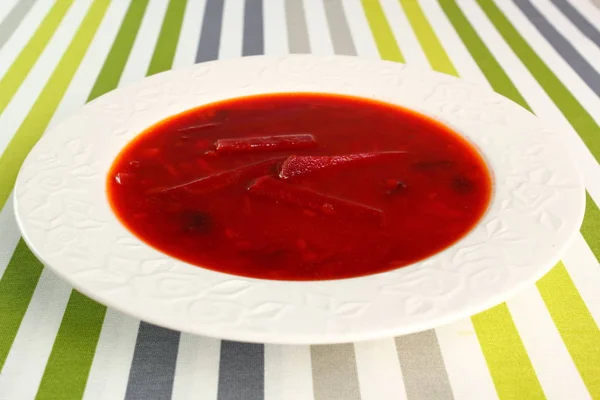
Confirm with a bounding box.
[452,177,474,194]
[386,180,408,195]
[182,211,213,234]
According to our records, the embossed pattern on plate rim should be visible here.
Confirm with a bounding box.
[13,55,585,344]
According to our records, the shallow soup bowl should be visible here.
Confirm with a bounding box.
[14,55,585,344]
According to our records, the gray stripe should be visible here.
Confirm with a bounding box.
[285,0,310,53]
[125,322,180,400]
[311,344,360,400]
[196,0,224,62]
[0,0,36,50]
[217,341,264,400]
[323,0,356,56]
[395,330,454,400]
[514,0,600,97]
[242,0,263,56]
[551,0,600,49]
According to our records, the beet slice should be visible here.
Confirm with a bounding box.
[148,158,283,194]
[279,151,408,179]
[247,176,384,225]
[215,134,317,154]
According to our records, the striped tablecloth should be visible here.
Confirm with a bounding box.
[1,0,600,399]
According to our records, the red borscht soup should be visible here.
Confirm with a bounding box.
[107,93,492,280]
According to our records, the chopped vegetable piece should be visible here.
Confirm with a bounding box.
[147,158,283,194]
[248,176,385,225]
[279,151,407,179]
[107,93,492,281]
[413,160,455,170]
[177,122,222,132]
[215,134,317,154]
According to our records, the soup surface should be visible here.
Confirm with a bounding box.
[107,93,492,280]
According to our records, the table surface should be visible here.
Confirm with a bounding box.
[1,0,600,399]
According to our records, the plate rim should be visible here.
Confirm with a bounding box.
[14,55,586,344]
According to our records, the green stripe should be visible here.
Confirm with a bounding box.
[437,0,527,108]
[147,0,187,75]
[475,0,600,164]
[36,1,186,397]
[474,0,600,264]
[34,1,151,398]
[0,240,44,370]
[36,292,107,400]
[398,0,456,76]
[538,263,600,398]
[0,0,108,209]
[433,2,547,398]
[472,305,546,399]
[474,0,600,256]
[360,0,404,62]
[0,0,109,374]
[438,0,600,397]
[88,0,150,100]
[0,0,74,114]
[582,192,600,261]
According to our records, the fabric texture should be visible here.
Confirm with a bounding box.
[0,0,599,399]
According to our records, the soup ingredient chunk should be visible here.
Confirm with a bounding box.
[107,93,492,280]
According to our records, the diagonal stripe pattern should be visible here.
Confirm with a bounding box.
[0,0,599,399]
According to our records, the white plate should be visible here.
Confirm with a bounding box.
[14,55,585,344]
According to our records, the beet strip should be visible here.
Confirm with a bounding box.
[279,151,408,179]
[147,158,283,194]
[247,176,384,225]
[215,134,317,154]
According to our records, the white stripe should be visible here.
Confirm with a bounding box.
[507,286,590,400]
[172,336,220,400]
[569,0,600,27]
[532,0,600,74]
[0,0,19,26]
[218,0,244,59]
[435,319,499,400]
[494,0,600,125]
[397,5,499,398]
[263,0,289,56]
[49,0,131,127]
[119,0,170,85]
[0,0,51,78]
[562,233,600,328]
[168,9,222,400]
[340,0,379,59]
[83,2,175,396]
[0,0,129,276]
[458,0,600,218]
[82,310,140,400]
[378,0,428,67]
[264,345,314,400]
[419,0,488,86]
[0,269,72,399]
[302,0,334,56]
[354,339,407,400]
[0,0,93,157]
[0,2,132,398]
[0,197,20,280]
[172,0,205,68]
[171,335,221,400]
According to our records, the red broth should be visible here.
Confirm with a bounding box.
[107,93,492,280]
